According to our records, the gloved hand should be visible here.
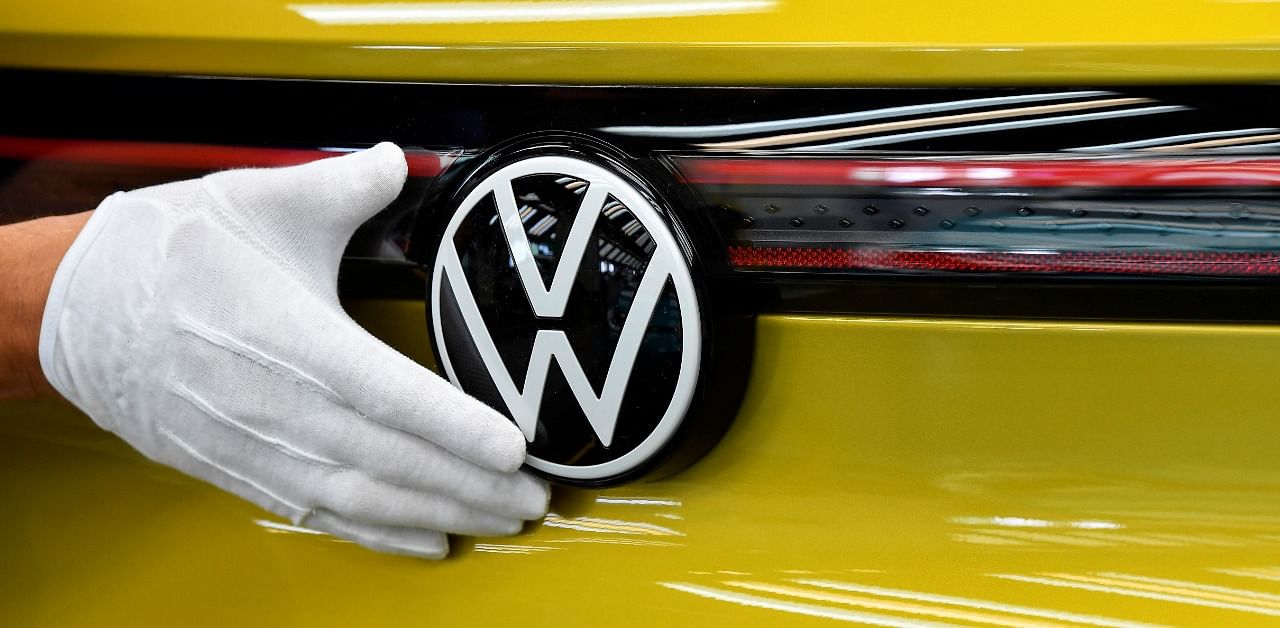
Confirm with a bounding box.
[38,143,548,558]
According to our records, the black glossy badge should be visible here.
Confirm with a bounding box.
[422,137,749,486]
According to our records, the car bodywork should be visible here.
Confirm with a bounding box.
[5,2,1280,626]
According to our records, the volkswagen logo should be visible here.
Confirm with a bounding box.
[427,144,715,485]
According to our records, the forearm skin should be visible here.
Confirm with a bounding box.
[0,211,91,400]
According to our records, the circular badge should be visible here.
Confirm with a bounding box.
[430,152,702,484]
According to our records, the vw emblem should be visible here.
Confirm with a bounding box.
[429,150,704,484]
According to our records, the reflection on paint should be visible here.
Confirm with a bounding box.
[595,89,1279,154]
[1203,141,1280,153]
[660,581,954,627]
[252,518,328,536]
[1215,567,1280,582]
[601,91,1114,139]
[950,516,1124,529]
[663,575,1156,627]
[1144,132,1280,152]
[542,512,684,536]
[958,529,1117,547]
[726,580,1060,627]
[954,527,1280,549]
[789,106,1189,151]
[473,543,562,555]
[794,579,1153,628]
[595,496,682,506]
[288,0,775,25]
[994,572,1280,617]
[464,494,687,557]
[1094,573,1280,606]
[1070,128,1280,151]
[544,537,679,547]
[698,97,1157,150]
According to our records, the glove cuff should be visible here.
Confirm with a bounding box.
[39,193,122,407]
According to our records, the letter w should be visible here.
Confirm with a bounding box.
[441,179,670,447]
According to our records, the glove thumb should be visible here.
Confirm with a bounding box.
[199,142,408,295]
[208,141,407,231]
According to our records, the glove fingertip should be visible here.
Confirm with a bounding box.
[362,534,450,560]
[444,392,528,473]
[521,477,552,521]
[482,417,529,474]
[349,141,408,209]
[403,542,450,561]
[366,141,409,186]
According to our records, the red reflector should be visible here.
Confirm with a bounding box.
[0,136,450,178]
[683,159,1280,188]
[729,246,1280,277]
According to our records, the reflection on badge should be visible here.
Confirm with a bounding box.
[431,152,703,485]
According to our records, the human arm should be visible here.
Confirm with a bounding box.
[0,211,90,400]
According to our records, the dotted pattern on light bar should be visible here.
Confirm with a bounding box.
[728,246,1280,277]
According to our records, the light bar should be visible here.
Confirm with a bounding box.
[0,136,451,178]
[673,155,1280,279]
[0,136,455,261]
[729,246,1280,277]
[679,158,1280,188]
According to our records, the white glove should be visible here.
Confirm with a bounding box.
[39,143,549,558]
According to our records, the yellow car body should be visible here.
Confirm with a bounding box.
[3,0,1280,84]
[5,2,1280,626]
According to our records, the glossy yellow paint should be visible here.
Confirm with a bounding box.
[6,300,1280,625]
[2,0,1280,84]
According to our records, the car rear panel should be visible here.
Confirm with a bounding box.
[5,4,1280,625]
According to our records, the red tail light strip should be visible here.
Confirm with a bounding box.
[729,245,1280,277]
[0,136,451,178]
[682,158,1280,188]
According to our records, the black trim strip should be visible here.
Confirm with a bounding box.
[7,70,1280,321]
